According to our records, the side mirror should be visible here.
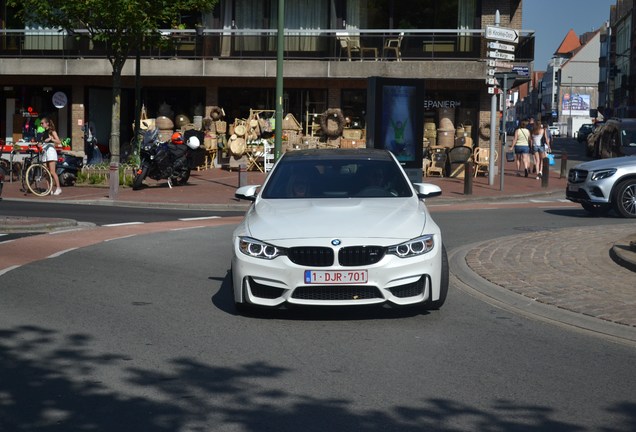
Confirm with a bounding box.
[413,182,442,199]
[235,185,260,201]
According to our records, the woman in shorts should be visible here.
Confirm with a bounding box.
[40,117,62,195]
[511,120,531,177]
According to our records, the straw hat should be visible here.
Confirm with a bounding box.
[234,124,246,136]
[230,137,246,155]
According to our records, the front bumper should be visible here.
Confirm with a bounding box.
[231,241,443,308]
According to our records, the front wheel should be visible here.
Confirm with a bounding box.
[426,244,449,310]
[25,163,53,196]
[612,179,636,218]
[132,165,149,190]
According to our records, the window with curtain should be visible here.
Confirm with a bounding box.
[269,0,329,51]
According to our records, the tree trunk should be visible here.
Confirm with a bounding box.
[109,69,122,199]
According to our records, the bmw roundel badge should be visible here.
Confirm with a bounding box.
[331,239,341,246]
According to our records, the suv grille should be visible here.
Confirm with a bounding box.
[288,247,334,266]
[568,169,588,184]
[338,246,385,266]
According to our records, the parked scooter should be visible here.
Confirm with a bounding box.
[132,130,200,190]
[56,152,84,186]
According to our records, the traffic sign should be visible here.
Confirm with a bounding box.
[485,26,519,44]
[512,65,530,76]
[485,77,497,85]
[487,68,496,76]
[487,50,515,61]
[487,87,500,94]
[488,41,515,52]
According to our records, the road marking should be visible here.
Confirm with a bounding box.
[0,265,20,276]
[104,234,136,242]
[171,226,205,231]
[48,247,78,258]
[103,222,144,227]
[179,216,221,221]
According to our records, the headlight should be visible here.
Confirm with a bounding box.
[387,235,435,258]
[590,169,617,181]
[238,237,285,260]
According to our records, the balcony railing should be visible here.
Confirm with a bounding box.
[0,28,534,62]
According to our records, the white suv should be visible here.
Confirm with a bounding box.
[566,156,636,217]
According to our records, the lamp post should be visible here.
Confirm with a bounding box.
[567,75,573,137]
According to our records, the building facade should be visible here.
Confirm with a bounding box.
[1,0,533,157]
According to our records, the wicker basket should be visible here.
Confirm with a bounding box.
[437,129,455,148]
[156,116,174,130]
[204,133,218,150]
[438,107,455,130]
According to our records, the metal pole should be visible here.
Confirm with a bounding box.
[274,0,284,161]
[500,73,507,191]
[569,76,573,137]
[488,10,500,186]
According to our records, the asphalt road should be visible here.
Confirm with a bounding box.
[1,205,634,431]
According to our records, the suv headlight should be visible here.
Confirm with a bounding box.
[387,235,435,258]
[238,237,285,260]
[590,169,617,181]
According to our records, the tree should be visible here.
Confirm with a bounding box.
[8,0,218,197]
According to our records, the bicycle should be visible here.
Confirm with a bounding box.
[19,145,53,196]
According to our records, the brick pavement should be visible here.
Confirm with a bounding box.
[465,224,636,328]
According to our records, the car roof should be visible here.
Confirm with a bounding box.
[280,148,394,162]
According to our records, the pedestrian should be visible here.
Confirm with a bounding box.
[531,122,551,180]
[40,117,62,195]
[511,119,532,177]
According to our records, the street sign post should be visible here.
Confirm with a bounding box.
[485,25,519,43]
[487,50,515,61]
[488,41,515,52]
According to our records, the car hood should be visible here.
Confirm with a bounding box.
[243,197,428,241]
[574,156,636,171]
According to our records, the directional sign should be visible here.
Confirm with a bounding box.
[488,41,515,52]
[485,25,519,44]
[488,60,515,70]
[487,68,496,76]
[487,87,500,95]
[485,77,497,85]
[487,50,515,61]
[512,65,530,76]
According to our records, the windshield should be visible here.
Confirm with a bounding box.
[621,127,636,148]
[261,157,413,199]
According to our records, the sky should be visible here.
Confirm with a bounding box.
[522,0,616,69]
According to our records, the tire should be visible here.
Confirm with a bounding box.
[581,202,611,216]
[0,159,20,182]
[612,179,636,218]
[132,165,149,190]
[174,167,191,186]
[25,164,53,196]
[427,244,449,310]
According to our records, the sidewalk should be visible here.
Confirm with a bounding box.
[1,156,635,342]
[0,157,569,208]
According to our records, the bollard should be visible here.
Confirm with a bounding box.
[463,161,473,195]
[238,163,247,188]
[541,157,549,188]
[559,151,568,179]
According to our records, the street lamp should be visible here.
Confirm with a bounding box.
[567,75,573,137]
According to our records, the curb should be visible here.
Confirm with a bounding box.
[449,241,636,348]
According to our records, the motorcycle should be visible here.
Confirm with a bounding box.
[132,129,200,190]
[56,152,84,186]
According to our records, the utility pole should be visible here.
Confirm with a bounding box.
[274,0,284,161]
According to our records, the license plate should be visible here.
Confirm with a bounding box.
[567,184,579,192]
[304,270,368,284]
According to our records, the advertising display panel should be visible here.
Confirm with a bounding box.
[366,78,424,181]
